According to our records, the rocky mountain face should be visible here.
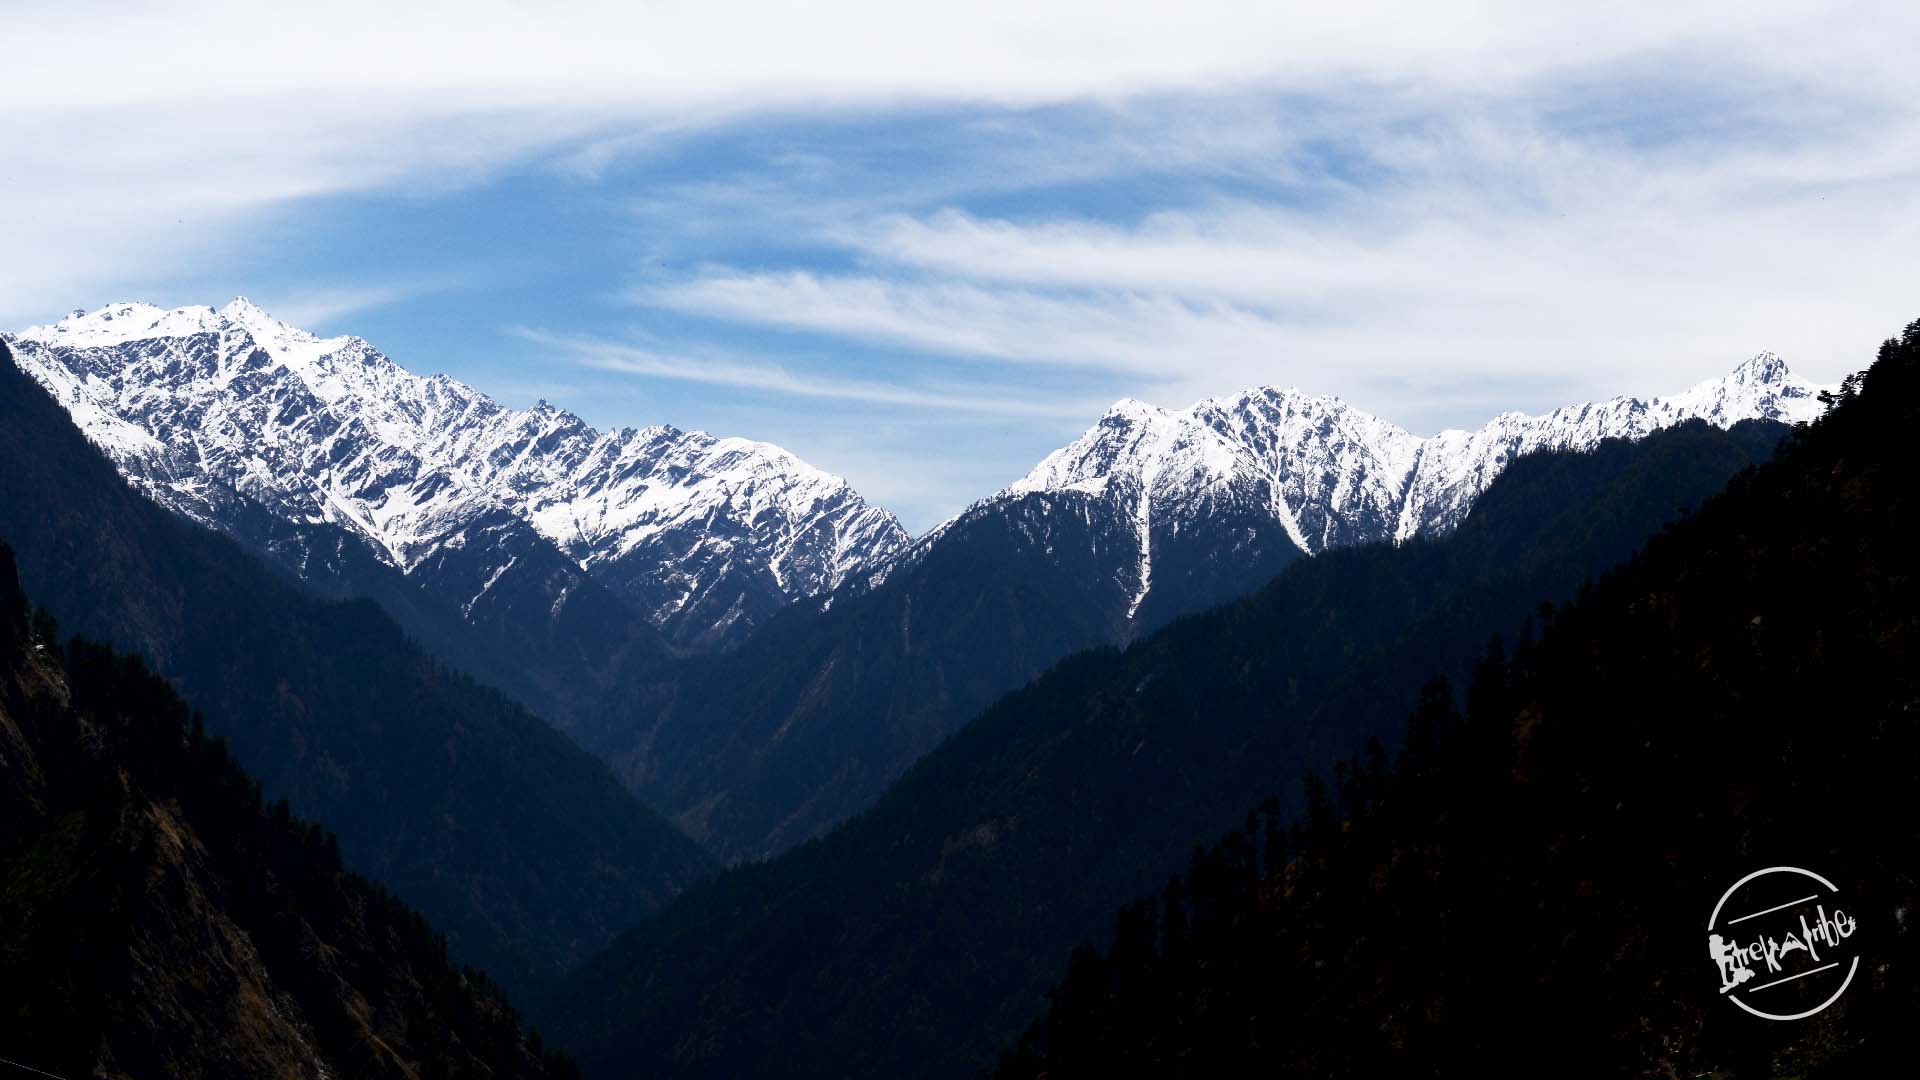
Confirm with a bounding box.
[875,352,1828,634]
[8,302,1821,678]
[6,300,908,662]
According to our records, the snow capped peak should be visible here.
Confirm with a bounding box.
[11,301,910,647]
[1019,355,1825,513]
[1015,379,1408,507]
[21,301,219,347]
[219,294,273,320]
[988,353,1832,617]
[1205,383,1325,409]
[1100,396,1169,422]
[1645,352,1824,431]
[10,294,1829,644]
[1730,350,1790,382]
[217,296,313,343]
[18,298,354,371]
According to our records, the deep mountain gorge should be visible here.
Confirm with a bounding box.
[581,355,1828,858]
[542,413,1791,1078]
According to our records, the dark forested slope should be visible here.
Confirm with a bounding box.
[1000,323,1920,1079]
[0,544,579,1080]
[588,487,1177,860]
[0,341,712,997]
[545,412,1786,1079]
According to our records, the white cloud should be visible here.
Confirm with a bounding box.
[0,101,592,323]
[635,91,1920,430]
[8,0,1918,325]
[522,328,1101,417]
[8,0,1920,508]
[12,2,1912,113]
[260,280,461,330]
[643,271,1302,372]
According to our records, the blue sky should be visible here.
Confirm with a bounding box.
[7,2,1918,531]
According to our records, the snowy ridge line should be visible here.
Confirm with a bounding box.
[862,352,1828,612]
[9,299,910,643]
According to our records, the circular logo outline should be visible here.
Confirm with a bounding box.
[1706,865,1858,1021]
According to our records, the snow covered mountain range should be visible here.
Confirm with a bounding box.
[7,299,1830,854]
[567,348,1825,858]
[8,298,1828,671]
[9,299,907,652]
[877,352,1828,627]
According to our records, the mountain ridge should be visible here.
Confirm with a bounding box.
[0,337,714,998]
[10,301,1835,864]
[10,298,909,652]
[870,351,1827,619]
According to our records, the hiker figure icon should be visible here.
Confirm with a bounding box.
[1709,934,1754,993]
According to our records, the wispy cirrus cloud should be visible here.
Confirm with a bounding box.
[522,329,1101,418]
[11,1,1920,524]
[632,88,1920,431]
[9,1,1917,326]
[262,280,474,332]
[641,272,1306,375]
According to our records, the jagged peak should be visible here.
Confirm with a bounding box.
[20,298,332,356]
[1010,351,1830,510]
[1211,383,1327,408]
[12,300,912,626]
[1099,396,1171,423]
[217,295,310,337]
[1726,350,1791,383]
[219,295,271,318]
[22,300,195,342]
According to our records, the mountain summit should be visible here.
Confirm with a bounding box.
[11,300,909,651]
[876,355,1829,627]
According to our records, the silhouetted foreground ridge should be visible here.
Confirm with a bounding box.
[1000,322,1920,1077]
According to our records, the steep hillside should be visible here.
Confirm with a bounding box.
[584,357,1824,859]
[586,481,1177,856]
[999,323,1920,1079]
[0,340,713,998]
[0,544,578,1080]
[10,303,1829,870]
[543,415,1787,1078]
